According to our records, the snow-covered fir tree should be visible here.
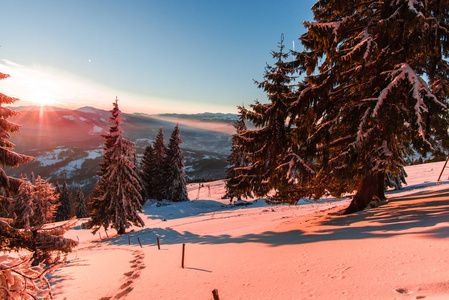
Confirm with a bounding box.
[55,181,71,222]
[225,111,252,201]
[236,35,300,199]
[75,185,88,218]
[163,124,189,202]
[0,73,33,216]
[28,176,58,227]
[88,98,144,235]
[279,0,449,213]
[152,127,167,201]
[10,180,34,230]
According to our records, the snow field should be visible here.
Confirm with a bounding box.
[50,161,449,299]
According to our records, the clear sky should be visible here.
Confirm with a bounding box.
[0,0,315,114]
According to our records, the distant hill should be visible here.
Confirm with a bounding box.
[157,112,238,123]
[6,106,233,193]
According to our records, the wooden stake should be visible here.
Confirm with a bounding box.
[99,232,101,239]
[128,235,130,245]
[181,243,185,268]
[137,237,142,248]
[212,289,220,300]
[157,236,161,250]
[105,230,109,238]
[437,155,449,182]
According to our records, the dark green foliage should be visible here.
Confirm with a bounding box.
[76,185,88,218]
[225,111,252,201]
[55,181,71,222]
[164,124,189,202]
[140,144,158,200]
[88,99,144,235]
[152,127,167,201]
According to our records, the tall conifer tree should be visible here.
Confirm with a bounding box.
[236,35,299,198]
[164,124,189,202]
[0,73,33,215]
[285,0,449,213]
[88,98,144,234]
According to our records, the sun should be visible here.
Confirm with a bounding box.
[27,90,57,107]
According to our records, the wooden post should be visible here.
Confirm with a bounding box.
[99,232,101,239]
[105,230,109,239]
[157,236,161,250]
[437,155,449,182]
[128,235,130,245]
[212,289,220,300]
[137,237,142,248]
[181,244,185,268]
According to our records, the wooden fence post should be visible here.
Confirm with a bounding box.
[181,244,186,268]
[212,289,220,300]
[157,236,161,250]
[137,237,143,248]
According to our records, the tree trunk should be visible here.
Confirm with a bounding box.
[117,225,125,235]
[343,172,385,214]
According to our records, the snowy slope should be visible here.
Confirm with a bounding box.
[48,161,449,300]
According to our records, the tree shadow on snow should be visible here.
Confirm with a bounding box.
[99,186,449,247]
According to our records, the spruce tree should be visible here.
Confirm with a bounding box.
[225,111,252,201]
[87,98,144,234]
[76,185,88,218]
[236,35,299,199]
[29,176,58,227]
[285,0,449,213]
[10,180,34,230]
[55,181,71,222]
[140,144,158,200]
[0,73,33,215]
[152,127,167,201]
[164,124,189,202]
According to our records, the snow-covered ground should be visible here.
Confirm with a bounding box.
[50,161,449,299]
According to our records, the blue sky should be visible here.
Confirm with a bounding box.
[0,1,315,114]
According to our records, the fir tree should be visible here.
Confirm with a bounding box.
[164,124,189,202]
[284,0,449,213]
[10,180,34,230]
[152,127,167,200]
[0,73,33,215]
[76,185,88,218]
[55,181,71,222]
[140,144,158,200]
[225,111,252,201]
[87,98,144,235]
[29,176,58,227]
[236,35,299,199]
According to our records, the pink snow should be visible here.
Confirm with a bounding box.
[50,161,449,299]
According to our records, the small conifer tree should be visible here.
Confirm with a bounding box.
[164,124,189,202]
[55,181,71,222]
[76,185,88,218]
[152,127,167,200]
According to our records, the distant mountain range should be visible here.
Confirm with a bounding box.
[6,106,237,193]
